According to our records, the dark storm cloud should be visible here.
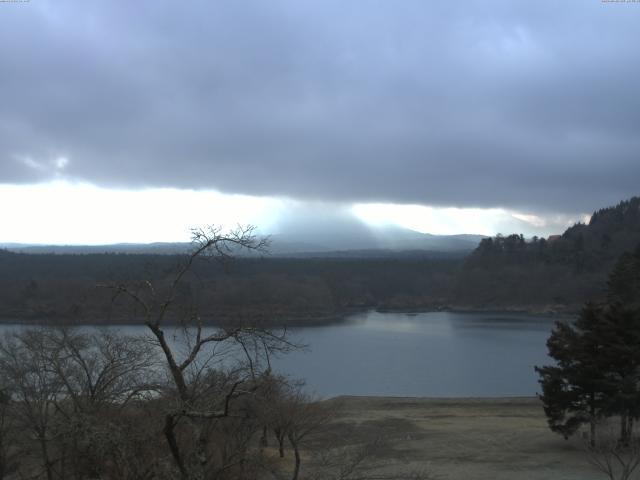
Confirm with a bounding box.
[1,0,639,215]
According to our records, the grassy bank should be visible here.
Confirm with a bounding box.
[299,396,602,480]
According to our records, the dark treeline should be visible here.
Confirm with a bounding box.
[0,250,460,325]
[469,197,640,270]
[1,197,639,325]
[455,197,640,311]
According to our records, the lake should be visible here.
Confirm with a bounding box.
[272,310,560,397]
[0,310,563,398]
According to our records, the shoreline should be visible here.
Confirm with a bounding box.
[0,305,577,327]
[331,394,540,402]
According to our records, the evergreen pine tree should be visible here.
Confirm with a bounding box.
[537,245,640,444]
[536,302,609,445]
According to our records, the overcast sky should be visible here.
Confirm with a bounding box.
[0,0,638,244]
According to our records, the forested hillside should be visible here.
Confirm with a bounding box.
[455,197,640,310]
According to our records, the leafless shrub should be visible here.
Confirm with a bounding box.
[0,327,165,479]
[307,438,438,480]
[585,424,640,480]
[0,387,20,479]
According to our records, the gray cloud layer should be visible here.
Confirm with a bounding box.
[1,0,638,215]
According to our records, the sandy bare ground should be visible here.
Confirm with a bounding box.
[311,396,604,480]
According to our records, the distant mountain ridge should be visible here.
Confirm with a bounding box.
[1,226,486,257]
[0,242,192,255]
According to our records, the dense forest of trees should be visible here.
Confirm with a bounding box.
[470,197,640,270]
[1,197,639,325]
[0,251,459,325]
[455,197,640,310]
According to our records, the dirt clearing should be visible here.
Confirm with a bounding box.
[311,396,604,480]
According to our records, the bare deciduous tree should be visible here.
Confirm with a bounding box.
[586,426,640,480]
[0,329,65,480]
[105,225,298,480]
[0,327,162,479]
[0,387,20,479]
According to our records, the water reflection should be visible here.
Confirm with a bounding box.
[272,310,565,398]
[0,310,567,398]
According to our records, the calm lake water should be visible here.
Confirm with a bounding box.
[0,311,563,398]
[272,311,560,397]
